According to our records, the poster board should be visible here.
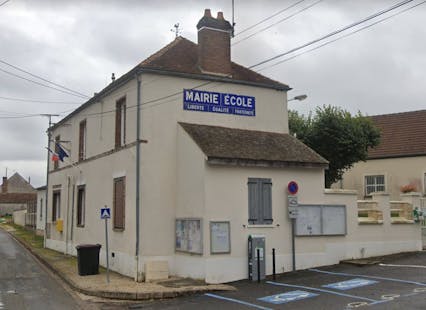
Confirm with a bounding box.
[296,204,346,236]
[175,218,203,254]
[210,221,231,254]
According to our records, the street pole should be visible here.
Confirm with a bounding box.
[104,206,110,284]
[291,218,296,271]
[41,114,59,248]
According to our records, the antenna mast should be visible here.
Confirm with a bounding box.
[231,0,236,37]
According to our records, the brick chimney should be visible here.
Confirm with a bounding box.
[2,176,7,193]
[197,9,233,76]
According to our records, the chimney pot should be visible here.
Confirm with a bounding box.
[217,12,224,20]
[204,9,211,17]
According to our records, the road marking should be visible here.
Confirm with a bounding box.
[266,281,378,302]
[322,278,378,290]
[258,290,318,304]
[204,293,273,310]
[379,263,426,269]
[346,301,368,308]
[309,268,426,286]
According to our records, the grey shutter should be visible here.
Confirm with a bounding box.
[261,179,272,224]
[248,178,259,224]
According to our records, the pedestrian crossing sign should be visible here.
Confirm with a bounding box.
[101,208,111,219]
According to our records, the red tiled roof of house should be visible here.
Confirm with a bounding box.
[368,110,426,159]
[139,36,289,90]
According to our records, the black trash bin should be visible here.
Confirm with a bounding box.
[76,244,101,276]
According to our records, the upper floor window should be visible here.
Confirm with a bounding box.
[365,175,385,196]
[115,97,126,148]
[79,119,87,161]
[248,178,273,225]
[54,135,60,170]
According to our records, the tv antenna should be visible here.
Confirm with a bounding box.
[171,23,182,38]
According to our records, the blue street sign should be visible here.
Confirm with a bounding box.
[322,278,378,290]
[183,89,256,117]
[258,291,318,304]
[101,208,111,219]
[287,181,299,195]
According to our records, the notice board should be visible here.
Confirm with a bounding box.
[175,218,203,254]
[295,204,346,236]
[210,221,231,254]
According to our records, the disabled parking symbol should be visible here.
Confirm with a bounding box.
[322,278,378,290]
[258,290,319,304]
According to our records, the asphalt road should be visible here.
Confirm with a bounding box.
[0,229,88,310]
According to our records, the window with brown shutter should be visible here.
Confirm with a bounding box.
[115,97,126,148]
[54,135,60,170]
[79,120,86,161]
[76,185,85,227]
[113,177,125,230]
[52,190,61,222]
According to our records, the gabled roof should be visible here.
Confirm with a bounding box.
[1,172,35,194]
[180,122,328,168]
[368,110,426,159]
[52,37,289,130]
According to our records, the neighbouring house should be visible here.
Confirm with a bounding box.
[36,185,46,236]
[0,172,36,216]
[46,9,421,283]
[337,110,426,201]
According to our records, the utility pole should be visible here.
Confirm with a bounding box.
[41,114,59,248]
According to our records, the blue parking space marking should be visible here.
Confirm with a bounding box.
[266,281,378,303]
[258,290,318,304]
[309,268,426,286]
[322,278,378,290]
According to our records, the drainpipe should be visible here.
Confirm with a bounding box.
[65,175,71,255]
[135,74,142,281]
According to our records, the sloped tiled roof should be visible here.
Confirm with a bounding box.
[180,123,328,167]
[140,36,289,90]
[368,110,426,159]
[53,37,289,130]
[1,172,35,194]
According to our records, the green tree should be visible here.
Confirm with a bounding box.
[289,106,380,188]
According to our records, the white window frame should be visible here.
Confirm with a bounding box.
[364,174,386,196]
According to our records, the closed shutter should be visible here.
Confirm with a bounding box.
[248,178,259,224]
[79,120,86,161]
[261,180,272,224]
[115,102,122,148]
[113,177,125,229]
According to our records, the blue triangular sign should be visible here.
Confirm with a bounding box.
[101,208,111,219]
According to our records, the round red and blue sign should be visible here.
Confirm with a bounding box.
[287,181,299,195]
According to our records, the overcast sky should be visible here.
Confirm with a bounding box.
[0,0,425,187]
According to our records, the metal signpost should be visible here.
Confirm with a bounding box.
[101,206,111,283]
[287,181,299,271]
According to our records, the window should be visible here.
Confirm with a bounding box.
[365,175,385,196]
[113,177,125,229]
[54,135,60,170]
[248,178,272,225]
[79,119,87,161]
[39,198,43,220]
[76,185,86,227]
[115,97,126,148]
[52,190,61,222]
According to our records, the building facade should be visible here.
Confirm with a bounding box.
[337,110,426,201]
[46,10,422,283]
[0,173,36,216]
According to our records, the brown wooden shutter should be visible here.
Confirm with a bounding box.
[113,177,125,229]
[54,135,60,170]
[115,102,121,148]
[79,120,86,161]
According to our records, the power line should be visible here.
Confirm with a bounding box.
[0,60,90,98]
[258,0,426,71]
[0,0,10,7]
[249,0,415,69]
[232,0,323,46]
[234,0,307,37]
[0,96,82,105]
[0,67,89,99]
